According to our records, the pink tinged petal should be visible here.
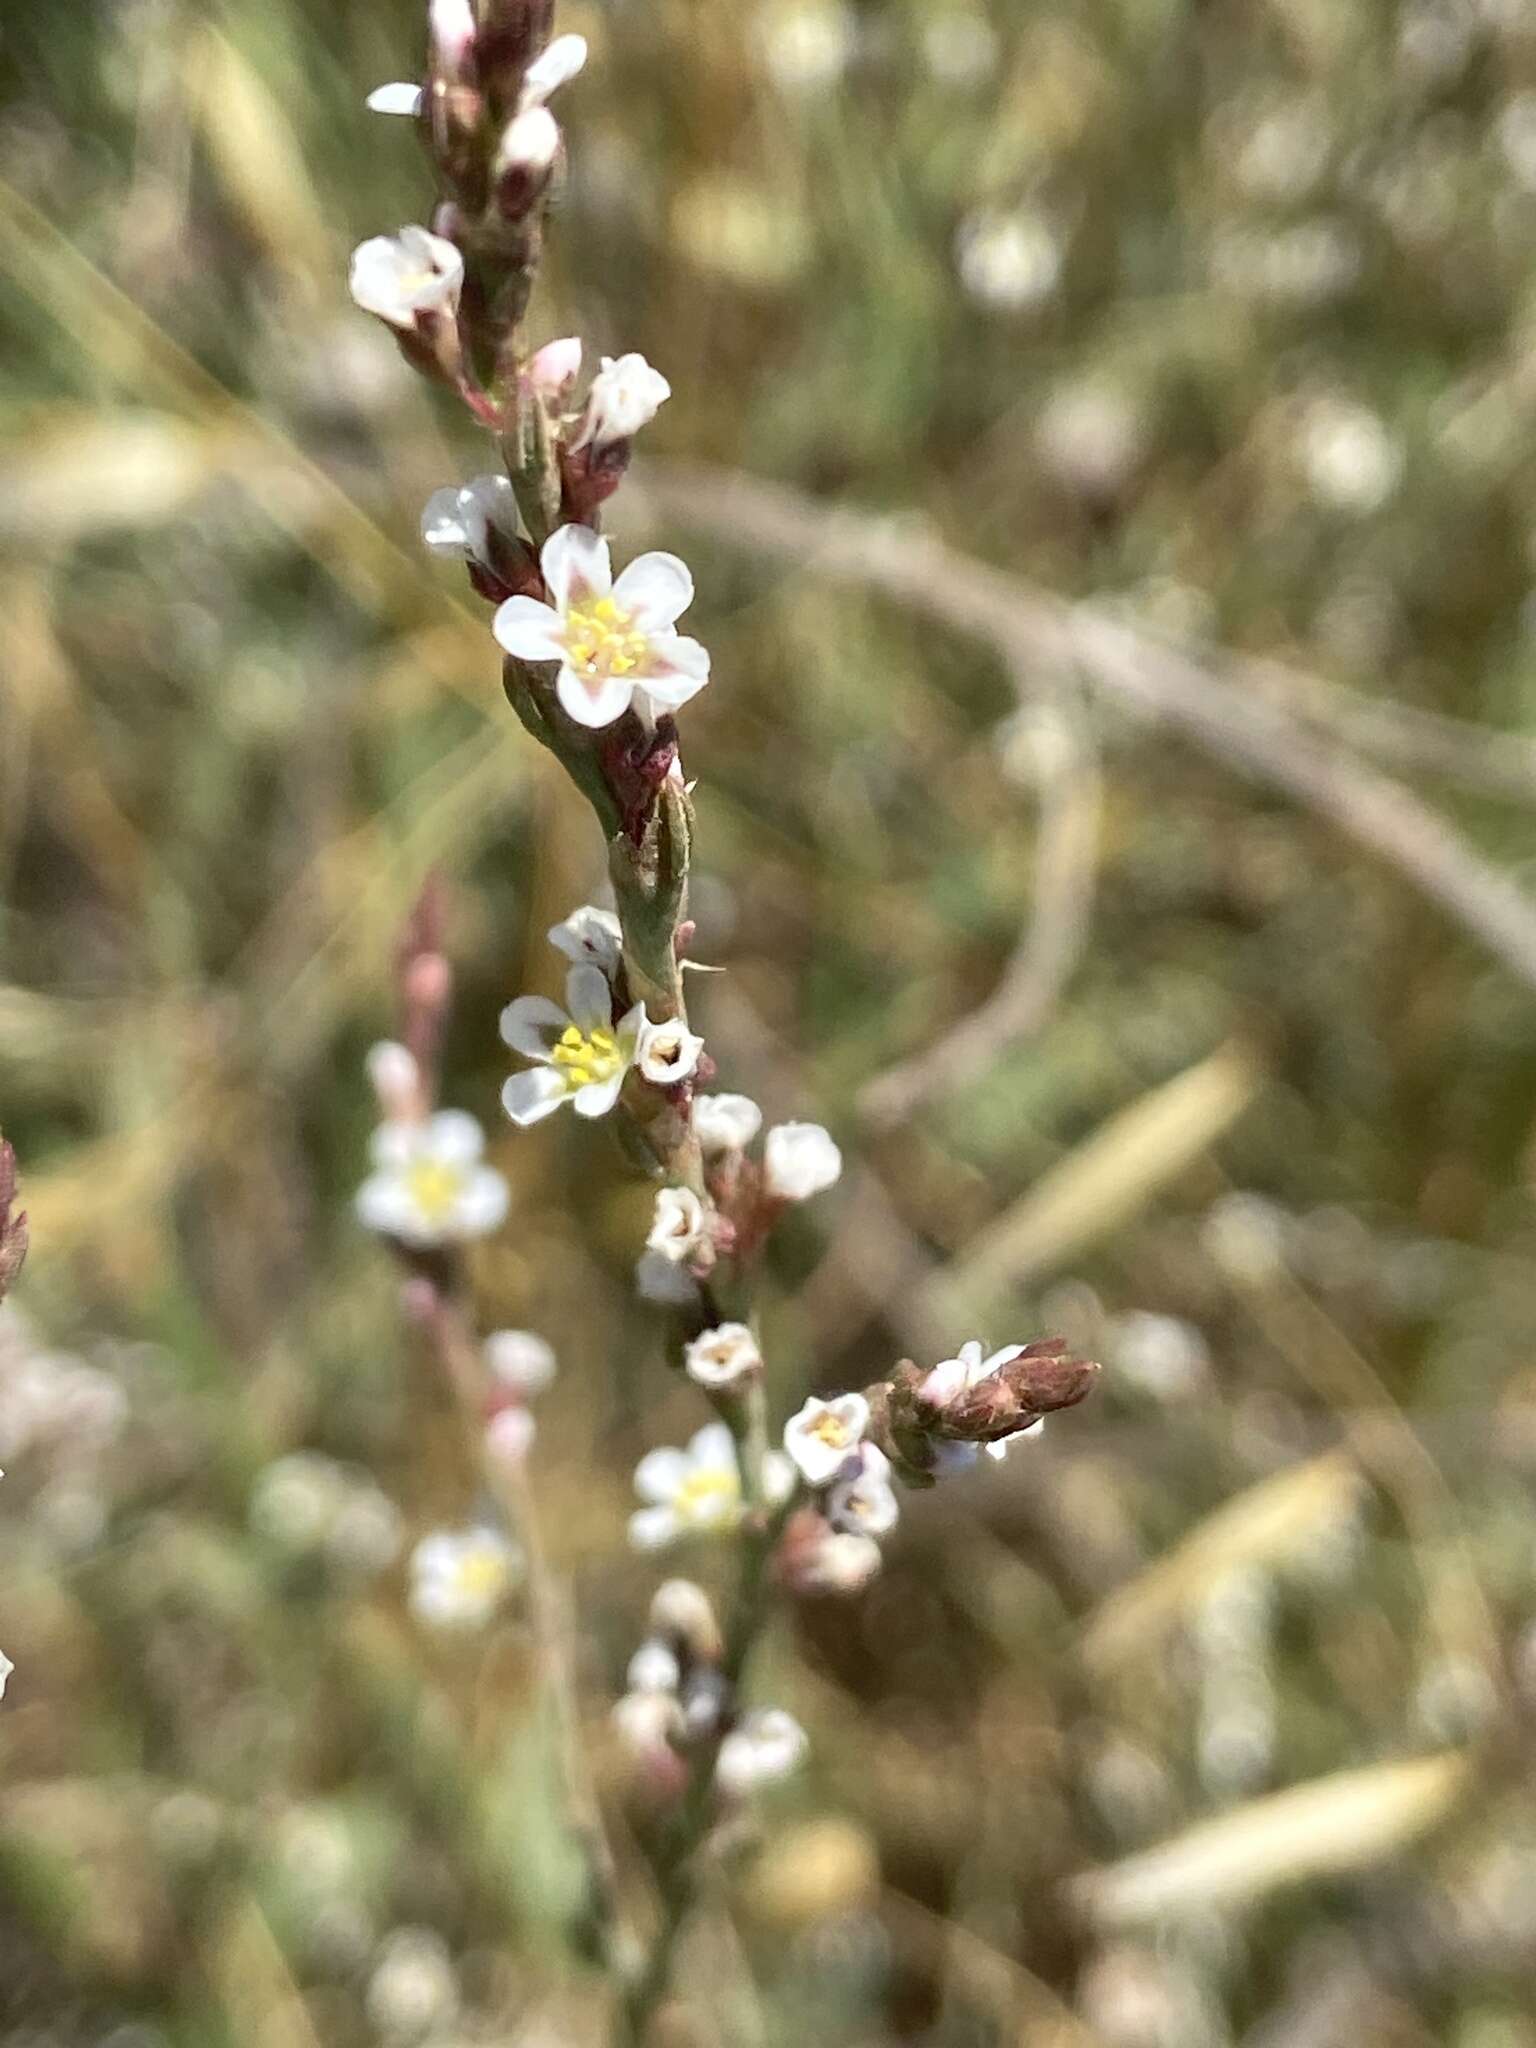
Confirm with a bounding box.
[629,1506,681,1550]
[540,522,612,609]
[634,634,710,708]
[556,662,635,729]
[634,1447,691,1503]
[564,964,614,1033]
[500,995,569,1058]
[612,551,694,631]
[426,1110,484,1164]
[573,1072,626,1119]
[919,1358,968,1406]
[493,596,567,663]
[502,1068,569,1125]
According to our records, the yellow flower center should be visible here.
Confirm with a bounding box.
[563,596,650,682]
[550,1022,624,1093]
[405,1159,465,1220]
[674,1468,741,1528]
[809,1413,851,1447]
[451,1550,509,1599]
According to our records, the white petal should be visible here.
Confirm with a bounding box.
[421,486,471,555]
[355,1174,414,1236]
[540,522,611,610]
[425,1109,484,1164]
[628,1506,682,1551]
[502,1068,568,1125]
[367,81,424,115]
[634,1446,691,1503]
[957,1339,985,1378]
[635,634,710,708]
[689,1421,736,1471]
[369,1121,418,1169]
[762,1450,798,1502]
[456,1168,510,1232]
[613,551,693,631]
[485,1330,557,1394]
[556,662,635,730]
[980,1344,1026,1380]
[520,31,588,107]
[564,963,614,1033]
[920,1358,968,1406]
[500,994,570,1059]
[573,1072,626,1119]
[493,596,567,663]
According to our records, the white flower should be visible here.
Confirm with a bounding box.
[918,1340,1044,1461]
[500,963,645,1124]
[520,32,589,108]
[492,523,710,730]
[764,1122,842,1201]
[956,208,1062,311]
[626,1638,682,1693]
[497,105,560,175]
[799,1528,883,1595]
[485,1407,536,1463]
[0,1648,11,1700]
[647,1186,707,1264]
[684,1322,761,1391]
[612,1687,684,1756]
[348,226,463,330]
[408,1525,521,1629]
[366,1040,422,1122]
[355,1111,509,1248]
[420,474,517,567]
[649,1578,719,1655]
[572,353,672,450]
[757,2,856,91]
[1300,399,1403,515]
[783,1392,869,1486]
[635,1248,700,1305]
[548,902,623,976]
[484,1329,557,1397]
[825,1442,899,1536]
[366,82,424,116]
[528,334,584,404]
[716,1708,808,1794]
[692,1092,762,1153]
[628,1423,792,1549]
[365,1927,459,2039]
[637,1016,705,1087]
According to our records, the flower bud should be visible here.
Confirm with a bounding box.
[764,1121,842,1201]
[526,335,583,406]
[348,226,464,332]
[484,1328,557,1396]
[649,1578,722,1661]
[647,1186,707,1265]
[692,1093,762,1154]
[716,1709,808,1795]
[519,32,588,108]
[366,1039,423,1122]
[494,106,560,215]
[573,352,671,451]
[485,1407,537,1463]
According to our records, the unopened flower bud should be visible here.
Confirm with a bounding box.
[626,1638,681,1693]
[764,1121,842,1201]
[799,1528,883,1595]
[692,1093,762,1154]
[716,1708,808,1795]
[647,1186,707,1265]
[495,105,560,208]
[485,1407,536,1462]
[649,1578,722,1660]
[527,335,583,406]
[366,1040,422,1122]
[573,352,672,451]
[484,1328,557,1396]
[429,0,478,68]
[612,1688,684,1758]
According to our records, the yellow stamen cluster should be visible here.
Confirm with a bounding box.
[551,1022,624,1093]
[810,1412,852,1446]
[674,1468,741,1528]
[452,1551,512,1598]
[405,1160,465,1221]
[563,595,650,681]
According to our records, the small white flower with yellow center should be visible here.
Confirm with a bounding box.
[348,225,464,330]
[500,964,645,1125]
[549,903,623,977]
[716,1708,809,1795]
[421,474,517,567]
[355,1111,509,1248]
[573,353,672,451]
[684,1322,761,1391]
[637,1016,705,1087]
[764,1121,842,1200]
[826,1442,899,1536]
[408,1525,522,1629]
[629,1423,794,1550]
[783,1391,869,1486]
[692,1092,762,1153]
[492,523,710,730]
[647,1186,707,1264]
[919,1339,1045,1461]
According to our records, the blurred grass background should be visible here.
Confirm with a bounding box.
[5,0,1536,2042]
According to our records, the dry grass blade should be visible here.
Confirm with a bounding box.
[184,26,331,282]
[0,410,213,539]
[1073,1751,1470,1925]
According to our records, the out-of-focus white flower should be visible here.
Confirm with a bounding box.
[799,1528,883,1595]
[763,1121,841,1201]
[408,1526,522,1629]
[692,1092,762,1153]
[366,1040,423,1122]
[629,1422,791,1548]
[520,32,588,108]
[492,523,710,729]
[365,1925,459,2039]
[548,903,623,976]
[1111,1311,1210,1399]
[0,1328,128,1465]
[250,1452,401,1573]
[635,1248,701,1304]
[1034,381,1147,498]
[647,1186,707,1265]
[637,1016,705,1087]
[497,105,561,176]
[572,352,672,450]
[1202,1191,1288,1283]
[825,1442,899,1536]
[626,1638,682,1693]
[650,1577,720,1656]
[484,1329,557,1397]
[527,334,584,405]
[684,1322,761,1391]
[920,10,997,86]
[348,226,463,329]
[366,82,424,116]
[355,1111,509,1247]
[918,1340,1043,1461]
[420,474,517,567]
[485,1407,537,1463]
[612,1686,684,1756]
[757,2,856,91]
[716,1707,808,1794]
[328,1486,404,1574]
[0,1649,12,1701]
[500,964,645,1125]
[783,1392,869,1486]
[956,208,1062,310]
[1299,399,1404,515]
